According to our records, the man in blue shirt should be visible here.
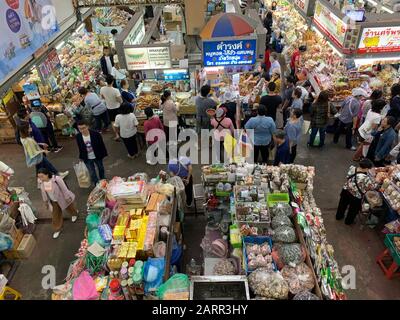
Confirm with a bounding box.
[273,129,291,166]
[168,156,193,207]
[245,105,276,164]
[333,88,368,150]
[372,116,397,167]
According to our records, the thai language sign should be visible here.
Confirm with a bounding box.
[124,46,171,70]
[38,48,61,80]
[0,0,59,84]
[203,39,257,67]
[313,1,347,48]
[358,26,400,54]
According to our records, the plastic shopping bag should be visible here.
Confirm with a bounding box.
[0,232,13,251]
[72,271,99,300]
[74,162,91,188]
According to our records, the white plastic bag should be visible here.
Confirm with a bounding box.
[74,162,91,189]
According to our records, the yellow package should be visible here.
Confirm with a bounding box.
[113,226,126,242]
[136,216,148,251]
[117,212,130,226]
[127,242,138,258]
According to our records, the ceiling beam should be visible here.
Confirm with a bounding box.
[73,0,184,8]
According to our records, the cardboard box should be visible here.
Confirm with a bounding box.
[2,225,24,260]
[16,234,36,259]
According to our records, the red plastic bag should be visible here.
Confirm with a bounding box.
[72,271,99,300]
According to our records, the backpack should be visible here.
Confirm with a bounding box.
[274,38,284,53]
[30,112,47,129]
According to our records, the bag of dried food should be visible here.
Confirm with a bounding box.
[272,226,297,243]
[272,243,306,269]
[248,269,289,300]
[281,263,315,295]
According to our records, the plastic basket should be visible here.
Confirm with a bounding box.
[267,193,290,207]
[384,234,400,265]
[242,236,276,274]
[216,190,232,198]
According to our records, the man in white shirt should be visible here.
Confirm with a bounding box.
[269,52,281,78]
[100,75,123,141]
[111,62,128,88]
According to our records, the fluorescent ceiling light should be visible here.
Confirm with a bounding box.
[164,69,187,74]
[55,41,65,50]
[366,0,394,13]
[382,6,394,13]
[74,23,85,34]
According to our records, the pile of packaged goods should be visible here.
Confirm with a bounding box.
[52,174,188,300]
[276,1,399,99]
[93,7,133,29]
[201,163,345,300]
[58,33,103,94]
[0,165,37,260]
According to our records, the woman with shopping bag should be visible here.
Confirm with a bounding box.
[37,168,78,239]
[308,91,330,148]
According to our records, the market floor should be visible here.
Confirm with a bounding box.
[1,132,400,300]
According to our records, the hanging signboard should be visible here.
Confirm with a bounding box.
[358,26,400,54]
[124,16,145,46]
[124,46,172,70]
[0,0,59,84]
[22,83,40,100]
[313,1,347,49]
[202,38,257,67]
[156,69,189,81]
[38,48,61,80]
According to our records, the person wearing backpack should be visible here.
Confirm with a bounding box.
[167,156,193,207]
[79,87,110,132]
[333,88,369,150]
[120,79,136,111]
[37,167,78,239]
[211,107,235,163]
[19,124,68,178]
[29,105,62,153]
[245,105,276,164]
[336,159,375,225]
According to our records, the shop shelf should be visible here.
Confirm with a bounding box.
[267,193,290,207]
[384,234,400,265]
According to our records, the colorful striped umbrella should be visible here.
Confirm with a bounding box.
[200,13,255,39]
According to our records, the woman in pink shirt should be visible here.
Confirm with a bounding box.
[38,168,78,239]
[160,90,179,144]
[211,107,235,163]
[144,107,164,146]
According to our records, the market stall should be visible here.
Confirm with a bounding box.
[198,163,346,300]
[52,173,187,300]
[0,162,37,278]
[269,0,400,105]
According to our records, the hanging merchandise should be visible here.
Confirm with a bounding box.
[17,203,37,226]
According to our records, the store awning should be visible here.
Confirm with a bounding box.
[200,13,255,39]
